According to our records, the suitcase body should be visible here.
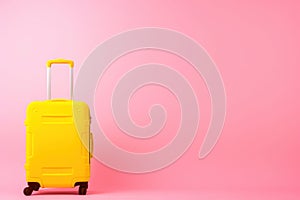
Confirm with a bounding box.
[24,59,92,195]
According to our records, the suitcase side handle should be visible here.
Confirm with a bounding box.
[46,59,74,100]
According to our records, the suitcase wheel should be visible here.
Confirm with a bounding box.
[79,186,87,195]
[23,182,40,196]
[23,187,33,196]
[75,182,88,195]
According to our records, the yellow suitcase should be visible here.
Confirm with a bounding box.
[24,59,92,196]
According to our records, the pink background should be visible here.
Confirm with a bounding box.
[1,0,300,199]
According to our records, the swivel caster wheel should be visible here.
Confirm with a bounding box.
[75,182,88,195]
[23,187,33,196]
[79,186,87,195]
[23,182,40,196]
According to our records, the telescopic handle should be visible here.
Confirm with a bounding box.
[46,59,74,100]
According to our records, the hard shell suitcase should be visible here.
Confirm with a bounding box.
[24,59,93,196]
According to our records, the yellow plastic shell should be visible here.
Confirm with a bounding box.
[24,100,91,188]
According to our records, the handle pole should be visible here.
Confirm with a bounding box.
[47,67,51,100]
[70,67,73,99]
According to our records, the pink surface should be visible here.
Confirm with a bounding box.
[1,0,300,199]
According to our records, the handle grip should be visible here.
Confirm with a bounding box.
[47,59,74,68]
